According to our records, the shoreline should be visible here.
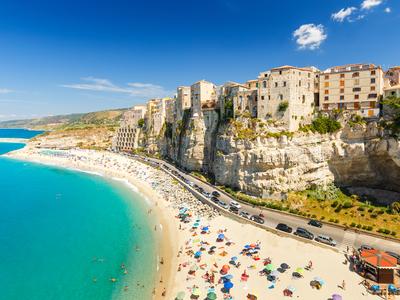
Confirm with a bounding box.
[5,146,178,300]
[0,138,29,144]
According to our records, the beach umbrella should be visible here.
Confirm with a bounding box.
[244,245,250,249]
[295,267,304,274]
[194,251,202,258]
[192,287,201,296]
[313,277,325,285]
[287,286,296,292]
[217,234,225,240]
[271,270,279,277]
[208,287,216,293]
[280,263,289,269]
[190,265,198,272]
[224,281,234,290]
[223,274,234,280]
[202,226,209,231]
[332,294,342,300]
[265,263,275,271]
[207,292,217,300]
[175,291,185,300]
[231,256,238,261]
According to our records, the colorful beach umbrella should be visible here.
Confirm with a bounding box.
[231,256,238,261]
[217,233,225,239]
[332,294,342,300]
[223,274,234,280]
[265,264,275,271]
[287,286,296,292]
[271,270,279,277]
[313,277,325,285]
[295,267,304,274]
[192,287,201,296]
[207,291,217,300]
[224,281,234,290]
[175,291,185,300]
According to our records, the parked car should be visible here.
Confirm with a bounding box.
[229,206,239,214]
[210,197,219,204]
[315,235,337,247]
[276,223,292,233]
[250,215,265,224]
[386,251,400,264]
[294,227,314,240]
[212,191,221,197]
[239,211,250,219]
[308,219,323,228]
[358,245,375,252]
[218,201,229,209]
[229,200,241,209]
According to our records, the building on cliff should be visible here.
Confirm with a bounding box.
[319,63,384,118]
[257,65,320,131]
[385,66,400,87]
[175,86,191,121]
[191,80,217,117]
[112,105,147,151]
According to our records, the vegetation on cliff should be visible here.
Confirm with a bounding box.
[300,115,341,134]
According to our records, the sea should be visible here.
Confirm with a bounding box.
[0,129,157,300]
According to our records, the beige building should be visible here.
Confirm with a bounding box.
[113,105,147,151]
[191,80,217,117]
[165,97,176,123]
[257,65,320,131]
[385,66,400,87]
[175,86,191,120]
[319,63,384,118]
[384,84,400,98]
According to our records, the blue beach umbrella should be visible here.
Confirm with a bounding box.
[194,251,202,257]
[223,274,234,280]
[217,233,225,240]
[224,281,234,290]
[313,277,325,285]
[231,256,238,261]
[244,245,250,249]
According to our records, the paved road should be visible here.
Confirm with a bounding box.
[122,153,400,255]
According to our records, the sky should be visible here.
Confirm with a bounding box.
[0,0,399,120]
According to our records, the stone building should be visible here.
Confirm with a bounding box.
[319,63,384,118]
[385,66,400,87]
[190,80,217,117]
[112,105,147,151]
[175,86,191,121]
[257,65,320,131]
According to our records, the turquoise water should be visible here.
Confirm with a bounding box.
[0,128,45,138]
[0,142,157,300]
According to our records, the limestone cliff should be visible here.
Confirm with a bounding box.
[154,110,400,199]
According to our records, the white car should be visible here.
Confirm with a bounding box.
[315,235,337,247]
[218,201,229,209]
[230,201,241,209]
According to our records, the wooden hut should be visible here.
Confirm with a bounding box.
[360,249,398,284]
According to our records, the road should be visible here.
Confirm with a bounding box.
[121,152,400,255]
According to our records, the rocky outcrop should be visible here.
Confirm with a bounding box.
[152,110,400,199]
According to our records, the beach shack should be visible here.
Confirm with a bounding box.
[360,250,398,284]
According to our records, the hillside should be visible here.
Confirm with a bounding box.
[0,109,127,130]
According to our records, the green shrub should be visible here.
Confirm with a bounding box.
[334,205,342,213]
[357,207,365,211]
[342,201,353,209]
[366,226,373,231]
[350,222,356,227]
[278,101,289,112]
[331,201,339,208]
[310,116,341,134]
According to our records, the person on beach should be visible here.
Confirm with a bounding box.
[342,280,346,290]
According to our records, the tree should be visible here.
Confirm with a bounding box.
[137,118,145,128]
[391,201,400,214]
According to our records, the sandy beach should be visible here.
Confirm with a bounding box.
[6,145,395,300]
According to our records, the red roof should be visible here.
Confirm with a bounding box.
[360,250,397,268]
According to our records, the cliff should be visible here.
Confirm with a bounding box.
[149,110,400,201]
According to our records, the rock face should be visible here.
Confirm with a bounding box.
[154,110,400,198]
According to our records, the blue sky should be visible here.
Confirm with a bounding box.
[0,0,398,120]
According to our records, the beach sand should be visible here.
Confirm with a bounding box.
[6,146,393,300]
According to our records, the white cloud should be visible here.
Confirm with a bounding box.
[62,77,173,99]
[384,7,391,13]
[293,24,327,50]
[332,7,357,22]
[361,0,383,10]
[0,88,13,94]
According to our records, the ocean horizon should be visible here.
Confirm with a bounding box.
[0,131,157,300]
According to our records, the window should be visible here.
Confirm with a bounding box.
[261,96,265,100]
[340,88,345,93]
[371,78,376,84]
[340,95,344,100]
[263,81,266,88]
[354,102,360,109]
[323,104,329,110]
[299,80,301,87]
[370,86,376,91]
[324,90,329,95]
[279,94,283,100]
[324,75,329,80]
[283,81,287,87]
[353,87,361,92]
[302,95,305,103]
[308,73,311,78]
[324,82,329,87]
[370,101,376,108]
[338,103,345,109]
[279,71,282,75]
[368,93,377,99]
[275,82,278,88]
[371,70,376,75]
[340,74,345,78]
[340,80,345,87]
[268,95,271,100]
[256,83,259,88]
[354,79,360,85]
[355,94,359,100]
[324,96,329,101]
[352,72,359,78]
